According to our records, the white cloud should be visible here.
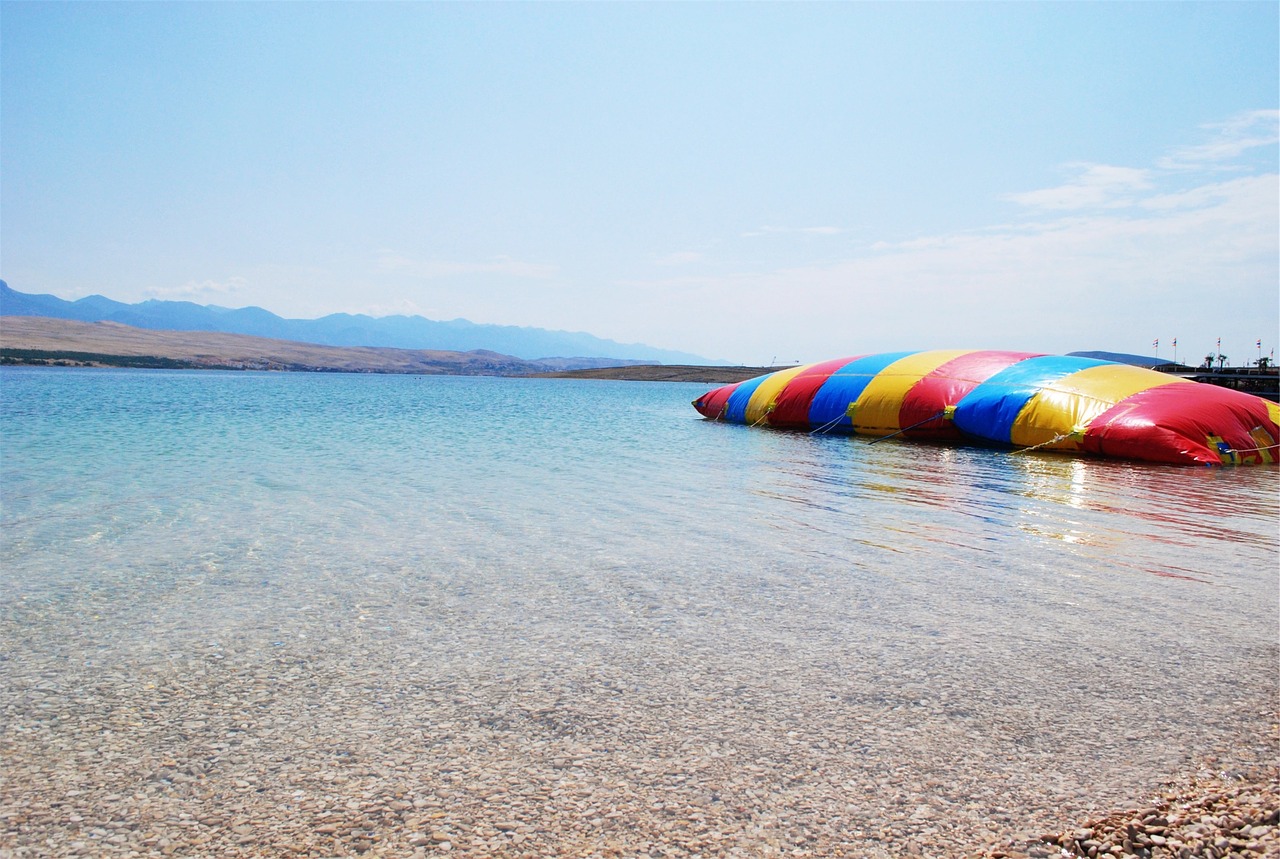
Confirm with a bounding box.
[1157,109,1280,169]
[144,277,248,302]
[376,250,558,281]
[1138,173,1275,216]
[861,174,1276,293]
[654,251,705,266]
[613,163,1277,363]
[1004,110,1279,213]
[1002,164,1153,211]
[354,298,429,318]
[742,225,846,237]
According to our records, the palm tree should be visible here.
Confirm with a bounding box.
[1202,354,1215,370]
[1257,356,1272,370]
[1216,354,1229,370]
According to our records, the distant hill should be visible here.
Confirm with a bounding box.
[1,316,767,383]
[0,316,557,375]
[0,281,713,365]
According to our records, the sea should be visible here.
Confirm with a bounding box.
[2,366,1277,853]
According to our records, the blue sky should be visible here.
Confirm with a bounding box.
[2,2,1276,365]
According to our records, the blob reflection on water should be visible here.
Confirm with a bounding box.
[730,426,1277,584]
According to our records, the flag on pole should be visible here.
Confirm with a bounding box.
[1258,339,1263,348]
[1152,338,1159,348]
[1172,337,1177,347]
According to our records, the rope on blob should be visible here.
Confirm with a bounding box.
[1224,442,1280,454]
[1009,431,1078,455]
[808,414,849,436]
[866,411,948,445]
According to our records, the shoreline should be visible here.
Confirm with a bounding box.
[0,351,770,386]
[525,364,779,384]
[1,316,764,382]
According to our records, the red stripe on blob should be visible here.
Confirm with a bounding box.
[899,351,1041,439]
[768,356,866,428]
[692,382,741,420]
[1082,383,1280,466]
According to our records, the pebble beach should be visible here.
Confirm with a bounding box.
[2,594,1276,859]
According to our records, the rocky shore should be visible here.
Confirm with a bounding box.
[982,768,1280,859]
[2,627,1275,859]
[4,721,1275,859]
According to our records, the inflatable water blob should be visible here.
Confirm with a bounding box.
[692,350,1280,466]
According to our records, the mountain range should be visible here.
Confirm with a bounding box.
[0,281,711,365]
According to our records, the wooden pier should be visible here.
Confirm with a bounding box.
[1155,364,1279,402]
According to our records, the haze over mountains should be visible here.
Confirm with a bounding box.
[0,282,712,365]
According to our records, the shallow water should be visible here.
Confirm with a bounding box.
[2,367,1277,857]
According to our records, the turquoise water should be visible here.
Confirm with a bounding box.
[2,367,1278,854]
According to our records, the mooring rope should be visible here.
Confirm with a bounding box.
[1009,431,1077,455]
[866,411,948,445]
[808,414,848,436]
[1224,442,1280,454]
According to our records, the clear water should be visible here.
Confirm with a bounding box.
[2,367,1277,854]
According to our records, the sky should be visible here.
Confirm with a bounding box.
[2,2,1277,365]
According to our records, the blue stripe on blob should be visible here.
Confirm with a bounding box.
[951,355,1109,444]
[807,352,917,429]
[724,374,773,423]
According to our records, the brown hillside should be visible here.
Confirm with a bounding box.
[0,316,540,375]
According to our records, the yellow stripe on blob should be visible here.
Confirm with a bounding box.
[1010,364,1188,450]
[1250,401,1280,464]
[850,350,973,435]
[743,363,818,426]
